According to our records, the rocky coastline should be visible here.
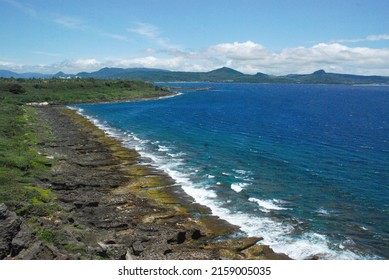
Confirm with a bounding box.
[1,105,290,260]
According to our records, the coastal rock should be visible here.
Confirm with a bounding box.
[242,245,291,260]
[0,204,22,259]
[13,241,67,260]
[210,237,263,252]
[207,237,290,260]
[125,248,133,260]
[132,240,144,256]
[10,222,34,257]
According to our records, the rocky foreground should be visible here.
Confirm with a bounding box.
[1,106,290,260]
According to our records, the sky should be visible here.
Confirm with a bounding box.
[1,0,389,75]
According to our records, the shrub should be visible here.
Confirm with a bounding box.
[9,84,26,94]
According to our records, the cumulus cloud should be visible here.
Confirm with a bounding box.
[0,60,24,70]
[73,58,101,68]
[115,56,185,70]
[207,41,269,60]
[155,42,389,75]
[2,41,389,76]
[187,41,389,75]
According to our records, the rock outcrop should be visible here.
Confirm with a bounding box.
[0,203,21,258]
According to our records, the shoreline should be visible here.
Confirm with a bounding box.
[3,103,290,260]
[67,90,183,105]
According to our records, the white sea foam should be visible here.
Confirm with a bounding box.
[231,182,249,193]
[157,91,184,99]
[167,152,186,158]
[232,169,254,183]
[315,207,331,216]
[233,169,250,175]
[70,107,369,260]
[158,145,169,152]
[248,198,288,212]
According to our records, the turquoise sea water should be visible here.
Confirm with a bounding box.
[75,83,389,259]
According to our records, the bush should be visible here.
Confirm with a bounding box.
[9,84,26,94]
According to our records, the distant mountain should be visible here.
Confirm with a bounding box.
[74,67,254,82]
[0,70,51,79]
[53,71,76,78]
[283,70,389,84]
[0,70,18,78]
[1,67,389,84]
[17,72,52,79]
[77,67,170,79]
[207,67,244,76]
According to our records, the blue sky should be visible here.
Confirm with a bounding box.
[1,0,389,75]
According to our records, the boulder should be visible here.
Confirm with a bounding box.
[0,204,21,259]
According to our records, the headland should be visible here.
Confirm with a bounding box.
[0,78,289,259]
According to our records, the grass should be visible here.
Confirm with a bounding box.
[0,101,53,215]
[0,77,170,105]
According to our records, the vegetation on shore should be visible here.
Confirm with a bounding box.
[0,77,171,104]
[0,78,171,234]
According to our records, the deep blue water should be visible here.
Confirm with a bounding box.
[76,83,389,259]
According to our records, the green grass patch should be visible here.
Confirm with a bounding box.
[24,185,55,203]
[63,243,87,255]
[0,100,56,217]
[13,185,57,217]
[37,229,55,243]
[1,78,170,105]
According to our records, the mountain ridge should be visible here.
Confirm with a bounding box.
[1,67,389,85]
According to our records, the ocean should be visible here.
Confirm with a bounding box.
[75,83,389,259]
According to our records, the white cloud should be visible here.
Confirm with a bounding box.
[250,43,389,75]
[2,0,37,17]
[53,16,129,42]
[100,32,128,41]
[207,41,269,60]
[332,34,389,43]
[33,59,103,74]
[73,58,101,68]
[138,42,389,75]
[0,60,23,70]
[128,22,177,49]
[366,34,389,41]
[128,22,160,39]
[113,56,188,71]
[3,1,129,42]
[54,16,86,30]
[2,41,389,76]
